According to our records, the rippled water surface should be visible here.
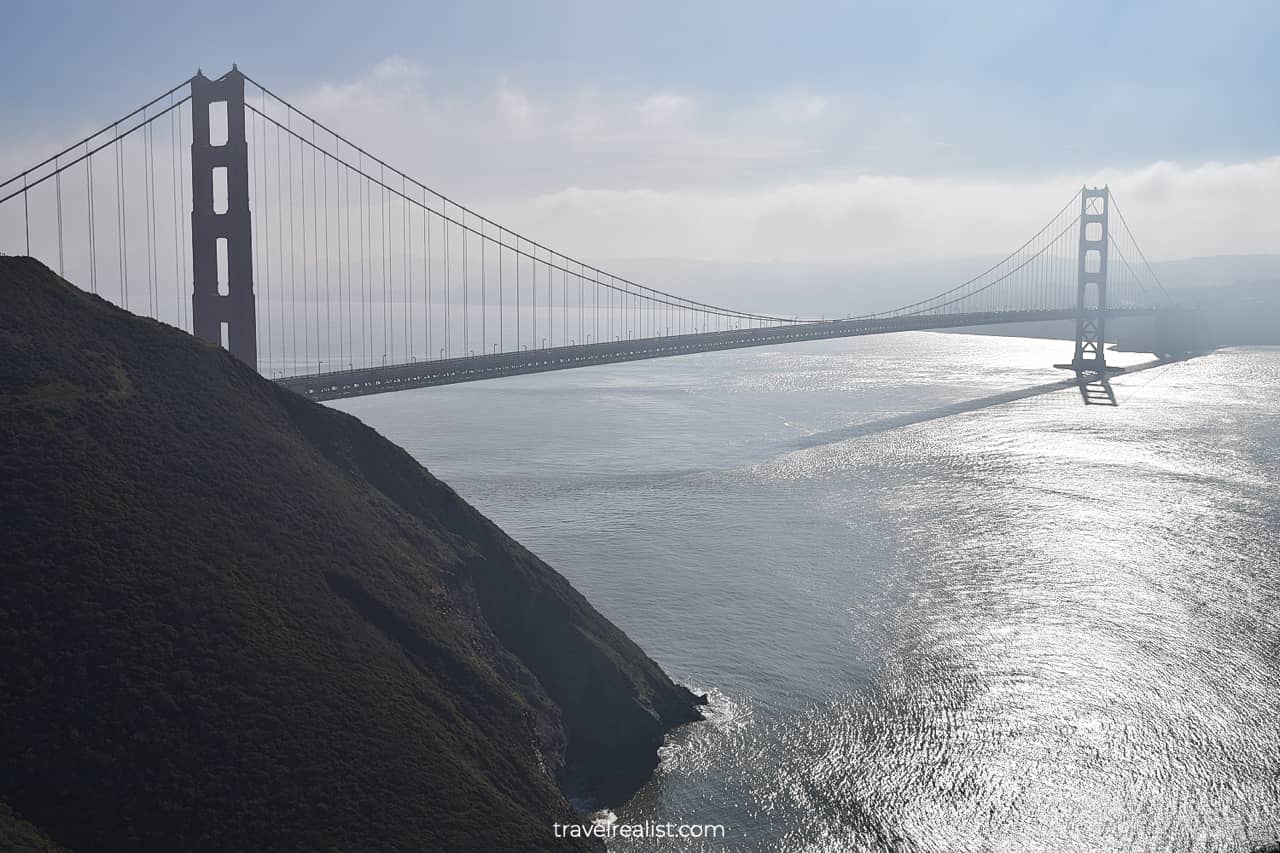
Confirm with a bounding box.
[334,334,1280,852]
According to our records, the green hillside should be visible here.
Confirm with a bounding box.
[0,257,703,852]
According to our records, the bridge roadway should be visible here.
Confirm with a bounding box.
[278,307,1157,401]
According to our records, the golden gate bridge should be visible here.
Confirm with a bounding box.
[1,67,1183,401]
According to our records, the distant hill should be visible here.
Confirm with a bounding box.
[1149,254,1280,291]
[0,257,703,852]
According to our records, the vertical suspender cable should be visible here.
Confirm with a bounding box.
[345,157,355,369]
[151,120,161,317]
[145,121,156,317]
[55,157,64,276]
[443,199,450,358]
[324,131,332,369]
[87,142,98,294]
[380,165,388,363]
[468,213,475,355]
[359,152,368,367]
[424,188,432,359]
[515,234,520,351]
[256,96,272,365]
[403,175,410,361]
[404,176,411,360]
[143,123,152,316]
[311,122,320,371]
[118,131,130,310]
[300,123,310,373]
[344,157,353,368]
[335,142,345,369]
[287,117,298,373]
[275,114,286,371]
[498,227,504,352]
[171,103,182,323]
[23,173,30,256]
[247,109,261,360]
[178,101,189,331]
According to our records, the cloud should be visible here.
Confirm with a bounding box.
[264,59,1277,265]
[369,56,426,83]
[2,59,1277,272]
[496,79,536,132]
[1093,158,1280,261]
[769,94,830,122]
[636,92,696,124]
[284,59,807,199]
[483,159,1280,265]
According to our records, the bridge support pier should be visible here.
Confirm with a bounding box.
[190,67,257,369]
[1069,186,1110,373]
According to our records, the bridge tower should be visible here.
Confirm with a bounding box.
[1071,186,1109,372]
[189,67,257,369]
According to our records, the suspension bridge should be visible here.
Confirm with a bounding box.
[1,67,1184,402]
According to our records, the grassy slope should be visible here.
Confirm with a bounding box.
[0,258,700,852]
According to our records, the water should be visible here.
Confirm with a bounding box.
[332,333,1280,852]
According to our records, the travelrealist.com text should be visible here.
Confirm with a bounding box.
[553,821,727,840]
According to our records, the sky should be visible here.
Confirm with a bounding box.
[3,0,1278,269]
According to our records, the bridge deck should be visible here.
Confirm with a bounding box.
[278,308,1155,401]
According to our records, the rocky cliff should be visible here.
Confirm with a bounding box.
[0,257,704,852]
